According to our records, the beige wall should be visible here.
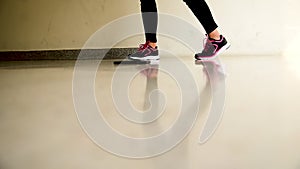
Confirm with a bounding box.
[0,0,299,55]
[0,0,140,51]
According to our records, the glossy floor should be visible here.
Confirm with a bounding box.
[0,55,300,169]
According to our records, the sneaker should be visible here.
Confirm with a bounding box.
[195,35,230,60]
[128,41,159,61]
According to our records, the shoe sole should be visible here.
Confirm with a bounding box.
[129,55,160,61]
[195,43,231,60]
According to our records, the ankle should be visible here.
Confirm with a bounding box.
[148,42,157,48]
[209,35,221,41]
[208,29,221,40]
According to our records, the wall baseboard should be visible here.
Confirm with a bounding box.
[0,48,137,61]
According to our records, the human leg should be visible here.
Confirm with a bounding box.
[140,0,158,47]
[183,0,219,37]
[183,0,230,59]
[128,0,159,60]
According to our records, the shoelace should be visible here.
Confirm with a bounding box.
[202,36,214,53]
[138,41,151,51]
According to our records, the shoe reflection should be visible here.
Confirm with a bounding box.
[195,59,226,144]
[137,64,160,114]
[195,59,226,85]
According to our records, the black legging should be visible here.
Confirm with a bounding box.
[140,0,218,43]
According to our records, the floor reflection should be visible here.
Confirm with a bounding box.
[195,59,226,143]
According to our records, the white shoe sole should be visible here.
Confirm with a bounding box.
[130,55,160,61]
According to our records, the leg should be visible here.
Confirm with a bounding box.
[183,0,220,39]
[183,0,230,60]
[140,0,158,47]
[128,0,159,61]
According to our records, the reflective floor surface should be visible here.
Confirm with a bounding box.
[0,55,300,169]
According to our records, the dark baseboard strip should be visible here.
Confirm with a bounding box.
[0,48,137,61]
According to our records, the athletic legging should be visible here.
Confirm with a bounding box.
[140,0,218,43]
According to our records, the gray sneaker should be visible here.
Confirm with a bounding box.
[195,35,230,60]
[128,41,160,61]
